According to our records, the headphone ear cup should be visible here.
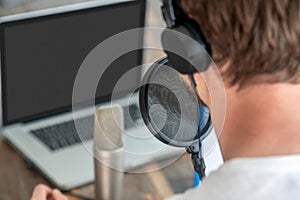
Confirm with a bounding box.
[161,22,211,74]
[181,20,207,49]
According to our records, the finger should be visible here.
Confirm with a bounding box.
[51,189,68,200]
[31,184,52,200]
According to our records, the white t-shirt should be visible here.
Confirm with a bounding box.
[166,155,300,200]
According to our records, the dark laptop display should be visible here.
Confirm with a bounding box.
[0,0,145,125]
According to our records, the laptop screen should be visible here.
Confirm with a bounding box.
[0,0,145,125]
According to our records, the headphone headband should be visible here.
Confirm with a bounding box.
[161,0,176,28]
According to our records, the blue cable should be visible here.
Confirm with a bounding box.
[194,171,200,187]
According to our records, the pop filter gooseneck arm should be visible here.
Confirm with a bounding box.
[186,74,206,180]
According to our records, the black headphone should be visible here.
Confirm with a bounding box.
[160,0,211,74]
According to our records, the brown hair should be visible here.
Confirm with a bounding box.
[180,0,300,88]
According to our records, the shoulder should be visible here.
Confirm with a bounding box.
[164,168,235,200]
[165,156,300,200]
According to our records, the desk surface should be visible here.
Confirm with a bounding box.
[0,132,194,200]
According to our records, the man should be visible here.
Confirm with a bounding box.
[32,0,300,199]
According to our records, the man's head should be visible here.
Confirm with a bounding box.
[177,0,300,160]
[180,0,300,89]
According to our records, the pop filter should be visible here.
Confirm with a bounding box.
[139,58,212,160]
[139,58,212,178]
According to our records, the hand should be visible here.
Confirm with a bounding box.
[31,184,68,200]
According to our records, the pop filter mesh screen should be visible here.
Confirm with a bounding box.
[146,65,200,144]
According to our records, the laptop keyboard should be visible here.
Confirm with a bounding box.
[30,105,141,151]
[31,115,94,151]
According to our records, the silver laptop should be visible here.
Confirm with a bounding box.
[0,0,184,190]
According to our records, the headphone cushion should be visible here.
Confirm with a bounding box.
[161,22,211,73]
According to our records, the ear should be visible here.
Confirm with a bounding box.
[216,61,232,89]
[193,72,211,110]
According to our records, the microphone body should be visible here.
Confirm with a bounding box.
[94,105,124,200]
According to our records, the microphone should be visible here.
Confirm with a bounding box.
[94,105,124,200]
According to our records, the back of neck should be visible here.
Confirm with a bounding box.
[220,83,300,160]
